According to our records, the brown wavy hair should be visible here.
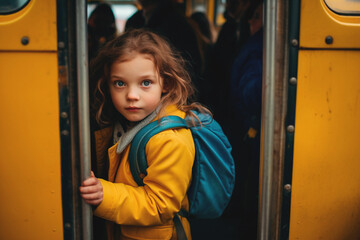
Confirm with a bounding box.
[90,29,210,126]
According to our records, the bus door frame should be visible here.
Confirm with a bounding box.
[57,0,93,239]
[259,0,300,239]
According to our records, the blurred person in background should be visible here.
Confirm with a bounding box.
[228,2,263,239]
[88,3,117,62]
[202,0,252,127]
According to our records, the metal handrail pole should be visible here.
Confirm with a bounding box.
[75,0,92,239]
[259,0,277,239]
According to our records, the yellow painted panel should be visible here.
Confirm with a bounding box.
[0,52,63,239]
[0,0,57,51]
[300,0,360,48]
[289,50,360,239]
[207,0,215,25]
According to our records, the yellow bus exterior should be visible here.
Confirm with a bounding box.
[0,0,63,239]
[290,0,360,239]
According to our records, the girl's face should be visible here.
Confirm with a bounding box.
[108,54,165,122]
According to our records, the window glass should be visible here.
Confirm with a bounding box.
[324,0,360,15]
[214,0,226,26]
[192,0,208,13]
[0,0,30,15]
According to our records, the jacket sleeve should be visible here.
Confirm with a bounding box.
[230,49,263,117]
[93,128,195,226]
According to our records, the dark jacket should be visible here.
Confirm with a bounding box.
[230,28,263,134]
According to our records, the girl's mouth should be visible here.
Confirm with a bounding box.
[126,107,140,112]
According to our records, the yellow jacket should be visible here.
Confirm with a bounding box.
[93,105,195,240]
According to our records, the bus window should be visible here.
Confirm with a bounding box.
[324,0,360,15]
[192,0,208,13]
[0,0,30,14]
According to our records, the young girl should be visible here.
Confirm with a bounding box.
[80,29,210,240]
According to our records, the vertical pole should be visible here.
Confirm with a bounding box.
[75,0,92,239]
[259,0,288,239]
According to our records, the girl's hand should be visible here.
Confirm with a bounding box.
[79,171,103,206]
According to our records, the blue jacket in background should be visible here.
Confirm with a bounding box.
[230,29,263,134]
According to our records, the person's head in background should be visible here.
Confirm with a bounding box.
[137,0,177,22]
[248,1,263,36]
[190,12,214,43]
[225,0,251,22]
[88,3,116,40]
[88,3,117,60]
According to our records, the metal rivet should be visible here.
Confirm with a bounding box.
[21,36,29,45]
[60,112,68,119]
[287,125,295,133]
[58,41,65,49]
[291,39,298,47]
[64,223,71,229]
[289,77,297,85]
[61,130,69,136]
[325,36,333,45]
[284,184,291,192]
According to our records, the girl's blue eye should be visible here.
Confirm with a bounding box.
[142,80,151,87]
[115,81,125,87]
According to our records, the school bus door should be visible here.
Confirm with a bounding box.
[0,1,63,239]
[289,0,360,239]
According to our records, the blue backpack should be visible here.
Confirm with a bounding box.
[128,111,235,220]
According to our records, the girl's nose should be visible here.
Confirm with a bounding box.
[126,87,140,101]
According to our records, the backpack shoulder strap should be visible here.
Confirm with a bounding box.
[129,116,188,186]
